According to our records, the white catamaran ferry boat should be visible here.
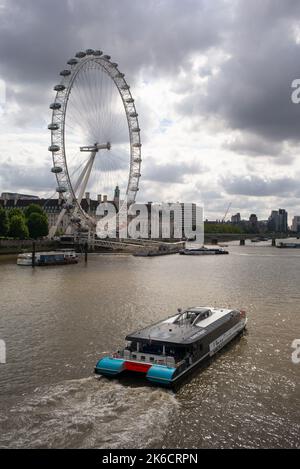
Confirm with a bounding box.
[95,306,247,386]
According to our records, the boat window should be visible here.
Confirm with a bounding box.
[132,354,136,359]
[174,312,187,322]
[167,347,186,359]
[192,310,212,325]
[141,355,146,361]
[141,343,162,354]
[175,311,198,323]
[127,341,137,352]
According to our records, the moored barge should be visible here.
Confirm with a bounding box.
[276,242,300,249]
[17,249,78,266]
[95,306,247,386]
[179,247,229,255]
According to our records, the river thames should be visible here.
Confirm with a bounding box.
[0,243,299,448]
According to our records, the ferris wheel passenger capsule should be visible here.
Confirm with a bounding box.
[56,186,67,193]
[103,55,111,60]
[75,51,86,58]
[51,166,62,173]
[93,50,103,56]
[60,70,71,76]
[48,123,59,130]
[48,144,60,152]
[129,112,138,118]
[67,58,78,66]
[54,84,66,91]
[132,143,142,148]
[85,49,94,55]
[50,102,61,110]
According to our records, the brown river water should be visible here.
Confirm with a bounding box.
[0,243,299,448]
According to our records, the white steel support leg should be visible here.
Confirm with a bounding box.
[49,142,110,238]
[73,151,96,212]
[49,153,96,237]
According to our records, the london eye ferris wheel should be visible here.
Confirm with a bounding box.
[48,48,142,236]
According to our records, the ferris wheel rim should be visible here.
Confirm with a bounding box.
[48,49,142,228]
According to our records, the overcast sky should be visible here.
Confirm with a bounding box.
[1,0,300,222]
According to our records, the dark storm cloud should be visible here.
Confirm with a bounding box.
[2,0,299,145]
[0,0,224,87]
[0,0,227,131]
[178,0,300,146]
[222,174,299,197]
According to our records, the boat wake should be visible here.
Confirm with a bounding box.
[0,377,178,449]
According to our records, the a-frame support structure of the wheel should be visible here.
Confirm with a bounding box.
[49,142,111,238]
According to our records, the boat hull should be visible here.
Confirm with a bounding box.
[17,258,32,266]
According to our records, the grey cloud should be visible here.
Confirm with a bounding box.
[143,158,206,183]
[0,162,54,193]
[140,175,299,221]
[223,134,284,157]
[223,133,297,165]
[0,0,227,130]
[178,0,300,144]
[0,0,224,87]
[222,174,299,197]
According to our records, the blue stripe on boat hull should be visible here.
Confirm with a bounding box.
[95,357,176,384]
[146,365,176,385]
[95,357,125,376]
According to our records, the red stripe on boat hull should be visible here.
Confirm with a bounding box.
[124,361,151,373]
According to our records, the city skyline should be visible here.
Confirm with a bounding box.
[1,1,300,222]
[1,190,299,232]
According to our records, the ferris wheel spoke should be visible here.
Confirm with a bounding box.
[70,75,96,139]
[82,67,100,139]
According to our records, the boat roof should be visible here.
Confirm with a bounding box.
[126,307,238,346]
[18,250,75,257]
[37,251,65,255]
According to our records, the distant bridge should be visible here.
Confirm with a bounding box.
[204,232,295,245]
[59,232,296,251]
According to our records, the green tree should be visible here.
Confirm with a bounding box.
[0,207,9,237]
[8,207,24,220]
[9,215,29,239]
[27,212,49,239]
[205,223,244,234]
[24,203,45,219]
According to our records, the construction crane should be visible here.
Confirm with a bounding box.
[222,202,232,222]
